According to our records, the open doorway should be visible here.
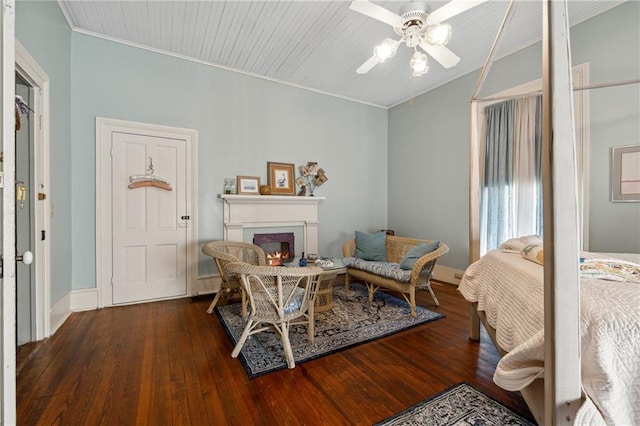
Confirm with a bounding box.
[15,72,35,346]
[15,41,51,344]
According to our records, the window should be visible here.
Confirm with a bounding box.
[479,96,543,254]
[469,64,589,261]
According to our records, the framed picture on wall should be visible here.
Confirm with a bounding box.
[237,175,261,195]
[611,144,640,202]
[267,162,295,195]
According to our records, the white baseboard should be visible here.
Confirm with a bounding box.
[65,275,221,314]
[71,288,99,311]
[50,292,71,335]
[433,264,464,286]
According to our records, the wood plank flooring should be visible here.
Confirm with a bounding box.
[17,279,534,425]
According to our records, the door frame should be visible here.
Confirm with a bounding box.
[15,40,50,341]
[1,0,16,421]
[96,118,198,308]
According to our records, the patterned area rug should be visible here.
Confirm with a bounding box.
[215,283,444,378]
[375,382,534,425]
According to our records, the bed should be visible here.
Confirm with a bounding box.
[458,246,640,425]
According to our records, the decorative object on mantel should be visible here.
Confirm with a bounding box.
[236,175,260,195]
[296,177,307,196]
[267,161,295,195]
[223,178,236,194]
[297,162,328,196]
[259,184,271,195]
[128,156,172,191]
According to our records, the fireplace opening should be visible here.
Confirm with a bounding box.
[253,232,295,266]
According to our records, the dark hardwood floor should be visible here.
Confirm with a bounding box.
[17,279,533,425]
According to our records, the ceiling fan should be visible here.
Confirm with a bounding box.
[350,0,488,76]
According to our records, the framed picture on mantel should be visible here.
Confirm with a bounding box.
[237,175,261,195]
[267,162,295,195]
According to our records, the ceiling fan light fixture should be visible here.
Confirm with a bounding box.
[373,38,398,62]
[352,0,481,76]
[410,51,429,76]
[425,23,451,46]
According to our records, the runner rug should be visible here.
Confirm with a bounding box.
[215,283,444,378]
[375,382,534,425]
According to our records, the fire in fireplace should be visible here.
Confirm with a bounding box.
[253,232,295,266]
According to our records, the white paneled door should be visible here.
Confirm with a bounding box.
[111,132,188,304]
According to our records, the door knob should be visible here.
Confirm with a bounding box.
[16,251,33,265]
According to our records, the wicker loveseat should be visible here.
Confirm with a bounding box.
[342,235,449,317]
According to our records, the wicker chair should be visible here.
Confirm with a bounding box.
[202,241,266,317]
[225,262,322,369]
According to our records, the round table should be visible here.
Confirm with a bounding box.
[314,270,339,312]
[288,258,346,344]
[290,258,346,312]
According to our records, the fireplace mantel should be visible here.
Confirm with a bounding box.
[219,194,325,254]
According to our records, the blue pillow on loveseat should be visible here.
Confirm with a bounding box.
[355,231,387,261]
[399,241,440,270]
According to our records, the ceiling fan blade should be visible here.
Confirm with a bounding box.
[419,43,460,69]
[429,0,489,23]
[356,55,379,74]
[349,1,402,27]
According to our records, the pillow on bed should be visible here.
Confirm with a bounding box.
[500,235,542,253]
[355,231,387,261]
[400,241,440,270]
[521,244,544,265]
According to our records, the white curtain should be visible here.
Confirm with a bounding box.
[480,95,542,254]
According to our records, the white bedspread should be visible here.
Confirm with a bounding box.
[458,250,640,425]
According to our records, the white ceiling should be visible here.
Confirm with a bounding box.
[57,1,625,108]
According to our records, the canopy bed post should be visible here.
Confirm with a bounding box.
[468,101,481,342]
[541,1,582,423]
[468,101,481,266]
[469,0,516,265]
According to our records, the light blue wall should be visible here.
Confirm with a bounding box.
[388,72,477,269]
[570,2,640,253]
[70,34,388,288]
[389,1,640,269]
[16,0,72,304]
